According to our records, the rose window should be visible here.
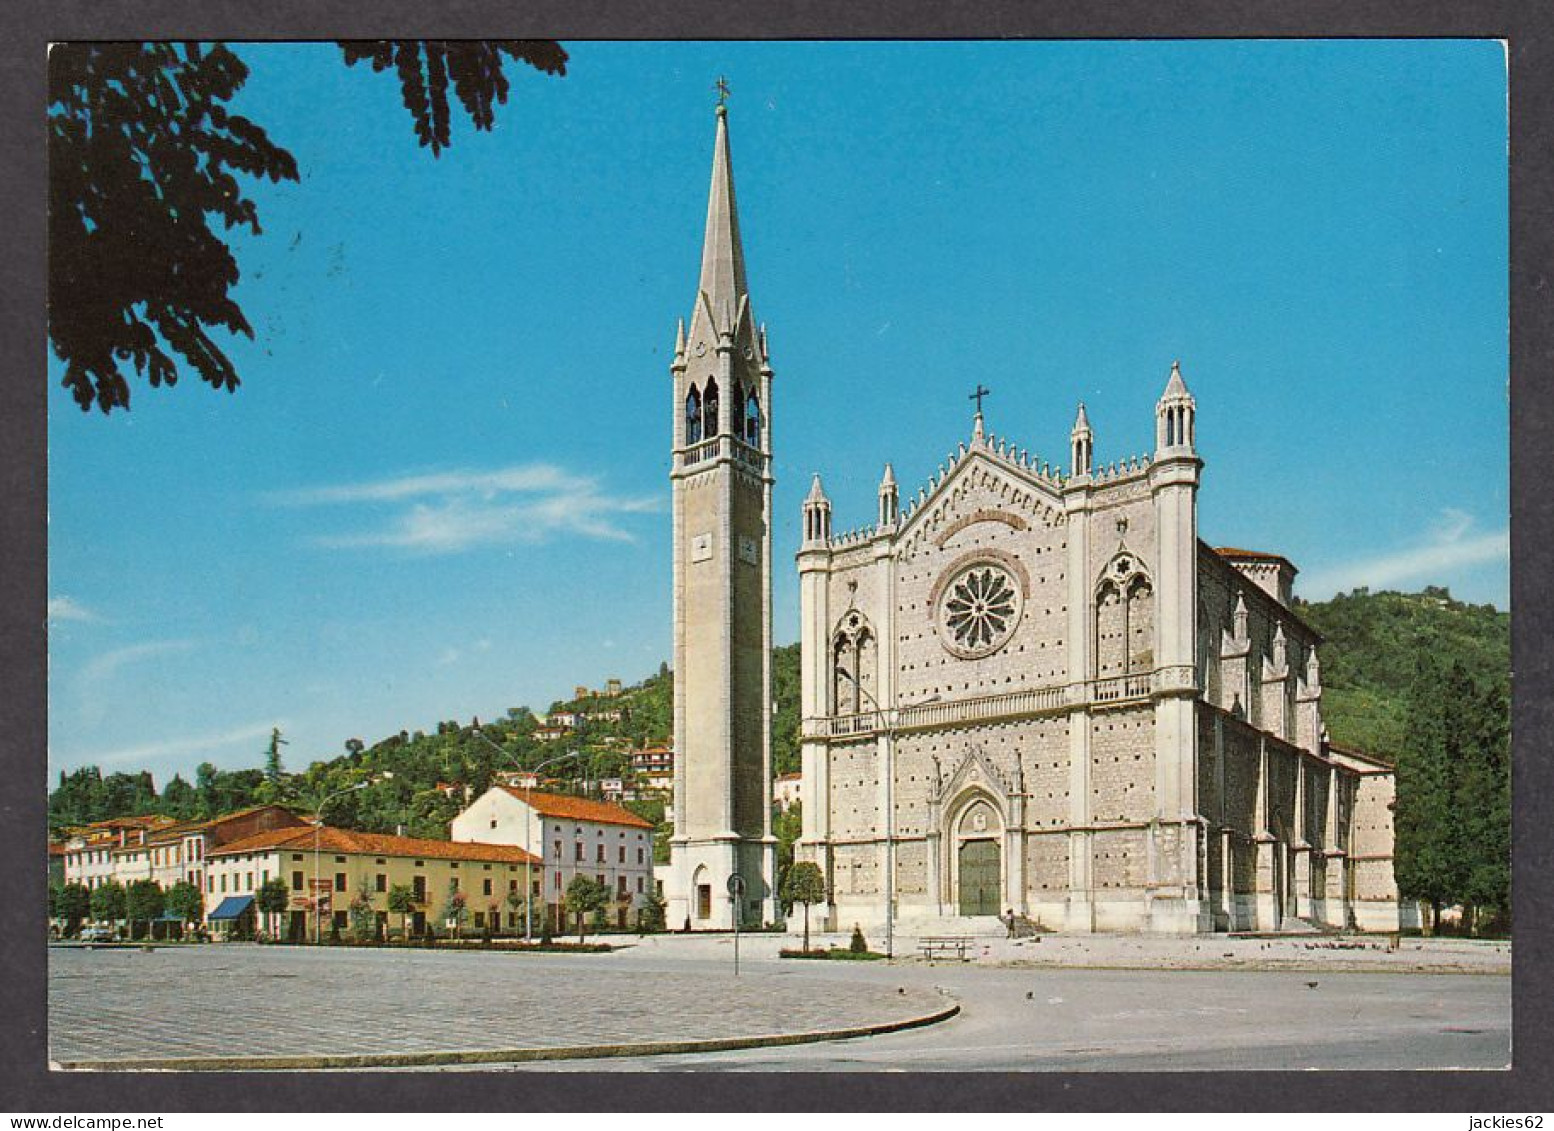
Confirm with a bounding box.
[938,563,1023,657]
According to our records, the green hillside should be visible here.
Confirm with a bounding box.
[1294,586,1508,763]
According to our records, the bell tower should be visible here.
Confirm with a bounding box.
[666,94,777,929]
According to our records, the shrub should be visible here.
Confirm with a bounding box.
[849,924,868,953]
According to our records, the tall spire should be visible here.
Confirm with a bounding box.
[697,101,748,321]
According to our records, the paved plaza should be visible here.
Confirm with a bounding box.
[49,932,1511,1071]
[48,942,953,1069]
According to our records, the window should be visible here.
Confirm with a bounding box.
[636,876,644,894]
[618,845,626,863]
[376,858,386,865]
[553,840,562,859]
[334,856,346,864]
[597,874,605,887]
[413,876,426,901]
[618,875,628,896]
[554,871,562,892]
[490,819,497,829]
[376,873,387,893]
[685,386,702,444]
[745,390,761,445]
[596,844,606,863]
[575,842,584,862]
[483,879,492,896]
[637,847,645,865]
[245,872,253,890]
[209,876,216,893]
[292,871,303,891]
[220,874,227,893]
[703,377,719,436]
[509,879,518,891]
[334,873,347,892]
[292,853,303,862]
[474,912,485,928]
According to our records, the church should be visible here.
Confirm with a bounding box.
[661,99,1401,935]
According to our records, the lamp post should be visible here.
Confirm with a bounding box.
[310,780,368,944]
[851,684,938,960]
[472,730,582,941]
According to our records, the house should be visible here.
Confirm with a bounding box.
[631,746,674,775]
[450,787,657,929]
[63,805,310,898]
[772,771,803,813]
[546,712,580,730]
[205,826,541,941]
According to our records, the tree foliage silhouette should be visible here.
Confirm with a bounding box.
[49,40,567,414]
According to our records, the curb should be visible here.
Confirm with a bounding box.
[52,1000,960,1072]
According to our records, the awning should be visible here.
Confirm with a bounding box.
[207,895,255,921]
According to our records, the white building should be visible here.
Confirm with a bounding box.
[451,787,657,929]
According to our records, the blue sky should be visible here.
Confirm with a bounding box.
[47,40,1508,788]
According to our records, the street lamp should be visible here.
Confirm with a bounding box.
[851,683,938,960]
[471,729,583,941]
[309,773,391,945]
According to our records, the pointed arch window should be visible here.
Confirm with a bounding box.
[730,381,746,441]
[685,386,703,444]
[703,377,720,438]
[745,389,761,445]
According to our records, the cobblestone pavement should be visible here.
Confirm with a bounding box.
[48,944,951,1068]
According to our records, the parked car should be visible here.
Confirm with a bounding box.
[79,925,115,942]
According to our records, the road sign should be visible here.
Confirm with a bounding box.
[727,874,746,899]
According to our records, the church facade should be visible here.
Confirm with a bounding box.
[795,382,1403,935]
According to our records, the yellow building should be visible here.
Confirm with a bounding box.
[206,826,541,941]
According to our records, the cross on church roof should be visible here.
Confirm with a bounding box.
[969,383,991,415]
[714,75,731,107]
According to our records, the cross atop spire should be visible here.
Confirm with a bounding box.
[695,89,748,328]
[714,75,731,109]
[969,383,991,415]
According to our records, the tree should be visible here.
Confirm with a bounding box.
[564,875,610,943]
[348,882,376,943]
[165,880,205,934]
[58,883,92,936]
[440,880,468,939]
[387,883,416,942]
[124,879,164,940]
[50,41,566,414]
[781,861,827,952]
[255,877,291,940]
[636,889,667,934]
[1393,655,1461,931]
[90,880,126,935]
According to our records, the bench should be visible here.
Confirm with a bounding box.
[919,935,974,961]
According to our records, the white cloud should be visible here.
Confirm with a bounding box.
[268,463,661,553]
[59,721,280,768]
[47,596,97,623]
[79,639,197,686]
[1299,508,1509,599]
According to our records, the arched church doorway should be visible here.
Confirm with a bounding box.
[958,839,1001,916]
[952,795,1003,916]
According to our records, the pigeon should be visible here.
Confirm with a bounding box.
[1306,981,1319,989]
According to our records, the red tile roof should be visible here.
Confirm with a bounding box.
[494,787,654,828]
[210,825,541,865]
[1215,546,1296,568]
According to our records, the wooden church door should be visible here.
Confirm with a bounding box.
[958,839,1001,916]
